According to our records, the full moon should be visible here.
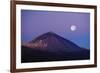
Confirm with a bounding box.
[70,25,77,31]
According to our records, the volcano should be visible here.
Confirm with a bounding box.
[21,32,90,63]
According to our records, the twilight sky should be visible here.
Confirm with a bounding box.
[21,10,90,49]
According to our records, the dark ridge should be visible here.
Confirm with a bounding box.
[21,46,90,63]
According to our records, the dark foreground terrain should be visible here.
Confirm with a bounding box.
[21,46,90,63]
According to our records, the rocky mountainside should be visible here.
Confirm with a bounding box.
[21,32,90,63]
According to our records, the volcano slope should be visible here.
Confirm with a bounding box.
[21,32,90,63]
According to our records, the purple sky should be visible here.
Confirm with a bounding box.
[21,10,90,49]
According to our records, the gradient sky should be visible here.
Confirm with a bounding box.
[21,10,90,49]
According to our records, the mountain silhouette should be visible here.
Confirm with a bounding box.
[22,32,90,63]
